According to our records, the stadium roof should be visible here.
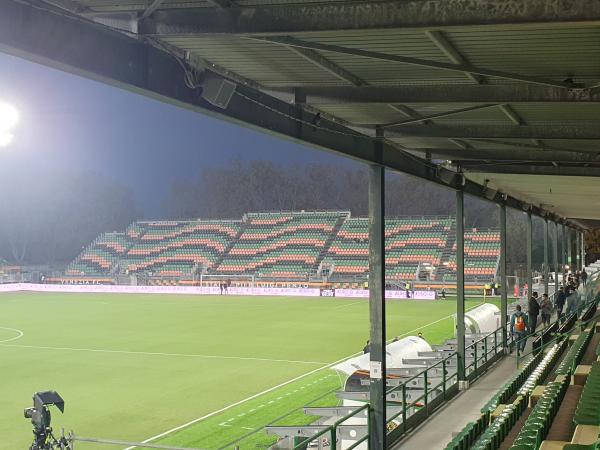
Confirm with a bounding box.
[2,0,600,228]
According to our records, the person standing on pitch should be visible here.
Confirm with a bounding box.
[511,305,528,352]
[528,294,540,335]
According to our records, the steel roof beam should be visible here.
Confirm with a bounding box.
[250,36,579,89]
[425,30,483,84]
[286,46,365,86]
[137,0,600,35]
[0,0,575,226]
[139,0,166,20]
[388,125,600,140]
[463,164,600,176]
[294,85,600,104]
[380,103,499,128]
[419,148,600,162]
[498,104,524,125]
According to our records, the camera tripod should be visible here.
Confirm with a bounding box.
[29,427,71,450]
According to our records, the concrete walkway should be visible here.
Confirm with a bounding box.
[393,354,519,450]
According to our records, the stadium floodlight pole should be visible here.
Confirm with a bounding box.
[367,161,386,450]
[499,203,508,349]
[456,190,466,385]
[526,211,533,300]
[543,218,549,296]
[553,221,559,296]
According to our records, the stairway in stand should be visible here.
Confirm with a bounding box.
[313,214,347,274]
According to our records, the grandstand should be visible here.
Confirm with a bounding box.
[62,212,500,285]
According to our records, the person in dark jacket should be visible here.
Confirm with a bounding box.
[528,295,540,334]
[555,287,566,320]
[582,269,588,286]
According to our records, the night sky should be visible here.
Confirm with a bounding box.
[0,52,358,217]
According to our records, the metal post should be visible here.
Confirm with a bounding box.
[368,163,386,450]
[562,223,568,282]
[527,211,533,299]
[581,230,586,269]
[567,227,573,271]
[499,204,508,348]
[576,230,581,271]
[543,218,549,296]
[456,190,466,385]
[553,222,559,296]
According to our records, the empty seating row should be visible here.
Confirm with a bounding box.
[556,330,594,376]
[443,411,490,450]
[65,213,501,281]
[472,395,528,450]
[510,375,570,449]
[482,353,543,414]
[574,361,600,426]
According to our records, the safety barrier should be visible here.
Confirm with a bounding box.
[387,326,504,444]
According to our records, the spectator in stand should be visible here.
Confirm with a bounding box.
[582,269,588,286]
[528,295,540,334]
[567,286,580,315]
[511,305,528,352]
[555,286,566,320]
[540,293,552,328]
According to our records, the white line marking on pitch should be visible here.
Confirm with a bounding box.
[0,327,24,343]
[123,302,485,449]
[331,300,364,309]
[0,343,327,365]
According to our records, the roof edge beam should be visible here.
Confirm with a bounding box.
[138,0,600,35]
[0,0,571,226]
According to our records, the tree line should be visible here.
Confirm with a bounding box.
[0,158,576,268]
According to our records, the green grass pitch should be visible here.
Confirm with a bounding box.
[0,292,492,449]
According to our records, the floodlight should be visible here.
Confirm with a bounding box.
[0,101,19,147]
[565,265,570,270]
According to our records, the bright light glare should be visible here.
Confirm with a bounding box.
[0,102,19,148]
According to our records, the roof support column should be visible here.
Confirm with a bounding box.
[456,190,466,384]
[580,231,585,270]
[553,222,559,298]
[527,211,533,299]
[562,223,567,285]
[576,231,581,271]
[368,163,386,450]
[567,227,573,271]
[499,203,508,348]
[543,218,549,296]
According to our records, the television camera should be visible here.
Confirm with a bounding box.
[24,391,71,450]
